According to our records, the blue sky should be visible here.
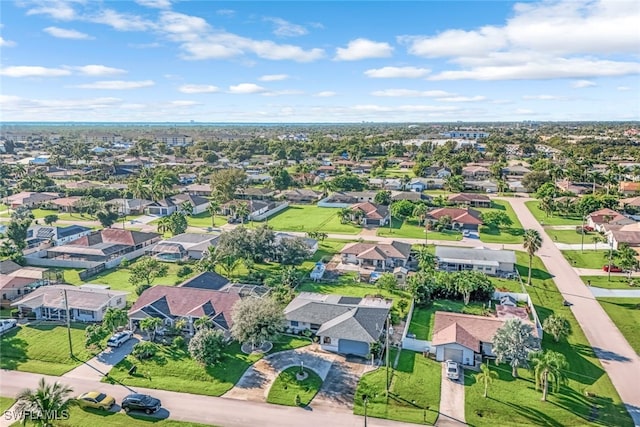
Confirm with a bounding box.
[1,0,639,122]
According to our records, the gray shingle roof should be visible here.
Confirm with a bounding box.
[435,246,515,264]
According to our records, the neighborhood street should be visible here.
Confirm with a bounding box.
[505,197,640,426]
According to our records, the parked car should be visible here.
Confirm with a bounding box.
[107,330,133,348]
[462,229,470,237]
[77,391,116,410]
[0,319,17,334]
[121,393,161,414]
[602,265,623,273]
[446,360,460,380]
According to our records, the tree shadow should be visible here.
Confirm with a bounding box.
[0,330,28,370]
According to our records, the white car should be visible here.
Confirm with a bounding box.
[446,360,460,380]
[106,330,133,348]
[0,319,17,334]
[462,230,470,237]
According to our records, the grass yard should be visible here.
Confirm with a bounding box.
[105,335,310,397]
[377,218,462,241]
[353,350,441,425]
[0,323,95,375]
[477,200,525,244]
[407,300,488,340]
[14,406,214,427]
[249,205,361,234]
[469,252,634,427]
[489,275,525,293]
[546,229,595,244]
[62,260,198,302]
[266,367,323,407]
[186,211,227,229]
[0,397,14,412]
[581,275,637,289]
[525,201,584,226]
[597,298,640,355]
[562,250,609,269]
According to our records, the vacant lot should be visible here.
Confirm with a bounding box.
[377,218,462,241]
[186,211,227,229]
[477,200,524,244]
[0,323,94,375]
[250,205,360,234]
[353,350,441,425]
[546,229,594,244]
[562,250,608,269]
[525,201,583,226]
[597,298,640,355]
[581,275,636,289]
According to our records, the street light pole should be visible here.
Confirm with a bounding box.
[62,289,73,358]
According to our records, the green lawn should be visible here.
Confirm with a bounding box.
[266,367,323,406]
[0,323,95,375]
[597,298,640,355]
[186,211,227,228]
[0,397,14,412]
[14,406,213,427]
[546,229,595,244]
[407,300,488,340]
[489,276,524,293]
[525,201,584,226]
[562,250,609,269]
[249,205,361,234]
[353,350,441,425]
[377,218,462,241]
[469,252,634,427]
[581,275,637,289]
[477,200,524,244]
[105,335,310,397]
[63,261,198,302]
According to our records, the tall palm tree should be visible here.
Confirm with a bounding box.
[412,204,428,225]
[15,378,77,427]
[523,229,543,285]
[102,307,128,332]
[338,207,353,224]
[207,199,220,227]
[475,363,498,398]
[194,316,213,331]
[157,216,171,234]
[140,317,163,341]
[529,350,568,401]
[235,202,250,224]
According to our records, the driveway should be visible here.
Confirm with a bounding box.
[436,363,466,426]
[62,335,139,381]
[588,287,640,298]
[313,355,374,409]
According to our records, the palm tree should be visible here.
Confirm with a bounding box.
[218,253,242,279]
[235,202,250,224]
[338,207,353,224]
[157,216,171,234]
[180,201,194,216]
[207,199,220,227]
[523,229,543,285]
[529,350,568,401]
[15,378,77,427]
[475,363,498,398]
[140,317,163,341]
[591,233,607,250]
[194,316,213,331]
[412,204,428,225]
[102,307,128,332]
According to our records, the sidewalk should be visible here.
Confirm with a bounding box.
[588,287,640,298]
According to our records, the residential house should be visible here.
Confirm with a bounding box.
[605,224,640,250]
[146,194,209,216]
[178,271,230,291]
[220,199,285,221]
[146,233,220,261]
[426,207,483,231]
[620,182,640,196]
[106,198,154,216]
[284,292,392,357]
[63,180,102,190]
[441,130,489,139]
[316,165,337,176]
[49,196,82,213]
[246,173,271,184]
[178,173,197,185]
[399,161,416,169]
[464,180,498,193]
[435,246,516,276]
[185,183,212,196]
[153,134,193,147]
[350,202,390,226]
[235,187,277,200]
[341,241,411,270]
[368,178,403,191]
[128,285,241,336]
[621,196,640,210]
[390,191,430,203]
[281,189,323,204]
[28,225,93,247]
[275,232,318,254]
[11,284,127,322]
[555,179,600,195]
[409,178,445,192]
[586,208,633,232]
[502,165,531,177]
[6,192,59,209]
[462,165,491,180]
[448,193,491,208]
[0,261,49,308]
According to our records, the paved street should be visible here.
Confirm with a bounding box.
[504,197,640,426]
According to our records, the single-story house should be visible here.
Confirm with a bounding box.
[235,187,276,200]
[587,208,633,231]
[619,182,640,196]
[146,233,220,261]
[48,196,83,213]
[462,166,491,179]
[219,200,283,221]
[502,165,531,177]
[322,191,378,205]
[11,284,128,322]
[29,225,93,247]
[281,189,323,204]
[274,232,318,254]
[284,292,392,357]
[369,178,403,191]
[390,191,430,203]
[350,202,390,226]
[448,193,491,208]
[185,183,212,196]
[6,192,59,209]
[606,226,640,250]
[555,180,600,195]
[146,194,209,216]
[464,180,498,193]
[0,261,50,308]
[105,198,155,216]
[409,178,445,192]
[178,271,230,291]
[426,208,483,231]
[178,173,197,185]
[435,246,516,276]
[621,196,640,209]
[128,285,241,336]
[341,241,411,270]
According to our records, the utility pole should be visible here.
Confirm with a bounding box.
[385,314,391,395]
[580,215,585,252]
[62,289,73,358]
[362,394,368,427]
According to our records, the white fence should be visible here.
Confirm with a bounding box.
[492,291,544,340]
[317,197,350,208]
[24,257,101,269]
[400,299,433,352]
[250,202,289,221]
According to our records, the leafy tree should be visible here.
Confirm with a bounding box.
[217,252,243,278]
[96,206,119,228]
[616,244,639,279]
[376,272,398,292]
[251,224,275,262]
[197,247,218,272]
[270,167,293,190]
[230,297,284,348]
[188,329,226,365]
[338,207,353,224]
[523,229,543,285]
[475,363,498,398]
[444,174,464,193]
[493,319,539,378]
[210,168,247,202]
[391,200,415,219]
[128,257,169,287]
[480,211,513,229]
[542,315,571,342]
[374,190,392,206]
[235,202,250,224]
[529,350,568,401]
[280,266,301,288]
[44,214,59,225]
[140,317,163,342]
[0,208,33,263]
[275,237,312,265]
[452,271,492,305]
[180,201,194,216]
[331,173,364,191]
[163,211,188,235]
[522,171,551,193]
[412,204,428,225]
[102,307,128,332]
[534,182,559,200]
[194,316,213,331]
[15,378,76,426]
[85,324,109,349]
[415,247,436,271]
[132,341,158,360]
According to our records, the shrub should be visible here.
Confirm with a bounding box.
[135,284,151,296]
[132,342,157,360]
[188,329,225,365]
[172,336,186,349]
[176,265,193,278]
[10,309,19,318]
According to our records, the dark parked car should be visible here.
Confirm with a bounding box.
[121,393,161,414]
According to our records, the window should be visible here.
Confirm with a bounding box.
[323,337,332,344]
[78,309,94,318]
[290,321,299,327]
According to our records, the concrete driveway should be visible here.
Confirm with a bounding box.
[436,363,466,427]
[62,334,140,381]
[313,355,374,409]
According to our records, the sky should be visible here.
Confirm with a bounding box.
[0,0,639,123]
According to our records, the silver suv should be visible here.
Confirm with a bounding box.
[107,330,133,348]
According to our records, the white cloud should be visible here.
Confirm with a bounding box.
[128,42,162,48]
[436,96,486,102]
[216,9,235,17]
[71,65,127,76]
[135,0,172,9]
[178,84,219,94]
[22,0,79,20]
[514,108,535,115]
[523,94,567,100]
[571,79,596,88]
[371,89,453,97]
[228,83,267,94]
[43,26,93,40]
[264,17,308,37]
[262,89,304,97]
[314,91,337,97]
[365,66,430,78]
[0,36,16,47]
[351,104,458,113]
[0,94,122,113]
[258,74,289,82]
[74,80,155,89]
[0,66,71,77]
[168,100,201,106]
[335,38,393,61]
[89,9,155,31]
[617,86,631,91]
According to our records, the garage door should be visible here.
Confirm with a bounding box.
[338,339,369,356]
[443,347,463,363]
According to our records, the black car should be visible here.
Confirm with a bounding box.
[121,393,161,414]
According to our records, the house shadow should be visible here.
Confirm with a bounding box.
[0,329,28,370]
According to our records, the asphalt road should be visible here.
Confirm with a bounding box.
[505,197,640,426]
